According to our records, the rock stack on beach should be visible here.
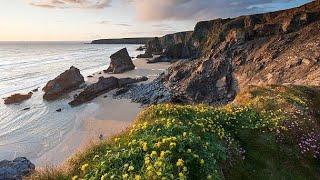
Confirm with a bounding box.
[43,66,85,101]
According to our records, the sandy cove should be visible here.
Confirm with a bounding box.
[33,58,170,167]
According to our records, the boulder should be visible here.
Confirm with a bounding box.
[137,52,153,58]
[0,157,35,180]
[69,76,148,106]
[105,48,135,74]
[43,66,84,101]
[4,92,33,104]
[136,46,146,51]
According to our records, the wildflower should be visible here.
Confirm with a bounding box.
[200,159,205,165]
[101,174,107,180]
[156,171,162,176]
[142,142,148,151]
[183,132,187,137]
[169,142,176,149]
[135,175,141,180]
[151,151,157,157]
[114,138,120,142]
[176,159,184,167]
[183,166,188,172]
[145,156,151,164]
[207,175,213,179]
[81,163,89,172]
[179,172,184,177]
[72,176,78,180]
[187,149,192,153]
[122,173,129,179]
[128,166,135,171]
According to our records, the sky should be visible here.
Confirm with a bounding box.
[0,0,312,41]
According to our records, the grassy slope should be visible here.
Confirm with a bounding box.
[31,85,320,180]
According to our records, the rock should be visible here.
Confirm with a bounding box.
[69,76,148,106]
[22,107,30,111]
[114,87,131,97]
[4,92,33,105]
[105,48,135,74]
[147,56,171,64]
[137,52,153,58]
[32,87,39,92]
[136,46,146,51]
[43,66,84,101]
[87,75,93,78]
[0,157,35,180]
[56,108,62,112]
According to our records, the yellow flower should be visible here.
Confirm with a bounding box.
[160,151,166,158]
[122,173,129,179]
[200,159,205,165]
[183,166,188,172]
[142,142,148,151]
[179,172,184,177]
[156,171,162,176]
[176,159,184,167]
[183,132,187,137]
[169,142,176,149]
[187,149,192,153]
[145,156,151,164]
[81,163,89,172]
[151,151,157,157]
[128,166,135,171]
[135,175,141,180]
[72,176,78,180]
[101,174,107,180]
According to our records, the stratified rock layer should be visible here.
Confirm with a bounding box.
[125,0,320,105]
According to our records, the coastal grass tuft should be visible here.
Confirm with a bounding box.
[31,85,320,179]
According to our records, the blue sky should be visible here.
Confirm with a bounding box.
[0,0,311,41]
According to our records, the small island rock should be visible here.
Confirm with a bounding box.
[4,92,33,105]
[105,48,135,74]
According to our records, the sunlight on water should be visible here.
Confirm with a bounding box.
[0,42,142,165]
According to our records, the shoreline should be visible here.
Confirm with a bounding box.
[33,58,170,167]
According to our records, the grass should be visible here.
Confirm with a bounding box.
[30,85,320,180]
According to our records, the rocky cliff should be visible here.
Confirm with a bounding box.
[128,0,320,105]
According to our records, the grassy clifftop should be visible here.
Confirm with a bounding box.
[32,85,320,179]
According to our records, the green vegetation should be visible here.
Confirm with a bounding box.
[31,85,320,179]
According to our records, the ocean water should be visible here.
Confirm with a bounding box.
[0,42,142,165]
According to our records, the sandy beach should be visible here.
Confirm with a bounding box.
[33,58,170,167]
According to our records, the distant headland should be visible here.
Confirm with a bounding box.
[91,37,153,44]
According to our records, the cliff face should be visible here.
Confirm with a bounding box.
[138,0,320,105]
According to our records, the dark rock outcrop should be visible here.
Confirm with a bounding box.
[123,0,320,105]
[105,48,135,74]
[43,66,85,101]
[69,76,148,106]
[137,52,153,58]
[136,46,146,51]
[4,92,33,104]
[144,32,193,60]
[0,157,35,180]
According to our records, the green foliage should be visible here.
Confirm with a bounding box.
[36,85,320,179]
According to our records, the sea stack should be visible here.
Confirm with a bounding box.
[43,66,85,101]
[105,48,135,74]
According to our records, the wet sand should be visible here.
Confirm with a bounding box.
[34,58,170,167]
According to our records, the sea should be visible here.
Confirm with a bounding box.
[0,42,142,165]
